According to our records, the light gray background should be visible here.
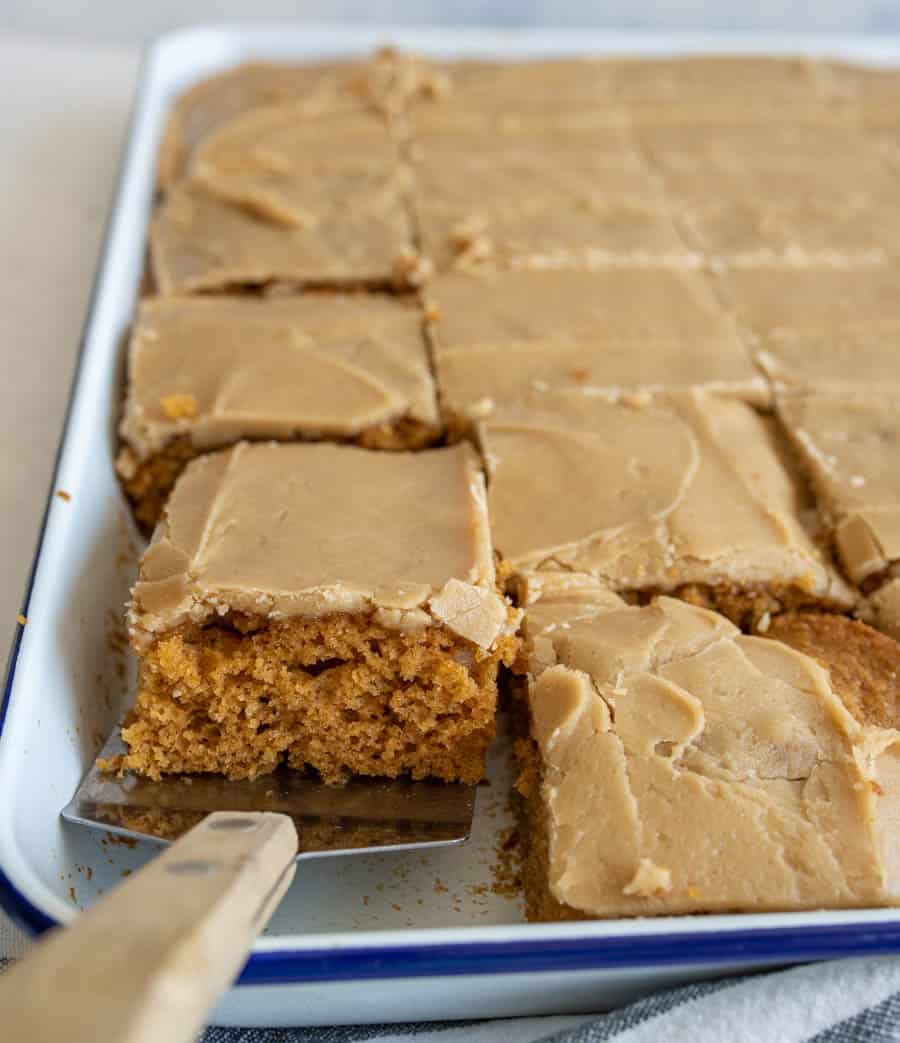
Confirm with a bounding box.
[5,0,900,41]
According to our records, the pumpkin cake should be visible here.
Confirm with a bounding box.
[119,441,519,784]
[117,294,440,532]
[515,595,900,919]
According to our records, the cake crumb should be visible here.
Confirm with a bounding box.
[392,246,432,288]
[160,392,197,419]
[16,614,26,626]
[105,610,129,656]
[623,858,672,897]
[489,821,524,899]
[56,489,71,502]
[105,832,138,849]
[620,390,653,409]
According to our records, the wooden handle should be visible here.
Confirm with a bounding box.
[0,811,298,1043]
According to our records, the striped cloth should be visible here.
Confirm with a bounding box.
[195,959,900,1042]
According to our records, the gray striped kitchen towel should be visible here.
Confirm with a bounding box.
[196,956,900,1042]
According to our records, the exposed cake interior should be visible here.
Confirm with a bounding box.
[122,610,508,784]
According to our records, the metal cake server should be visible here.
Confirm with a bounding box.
[0,727,476,1043]
[63,724,477,856]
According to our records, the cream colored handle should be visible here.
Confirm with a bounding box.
[0,811,298,1043]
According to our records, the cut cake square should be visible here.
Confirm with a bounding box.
[120,441,519,784]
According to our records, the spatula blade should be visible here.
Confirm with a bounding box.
[62,727,477,858]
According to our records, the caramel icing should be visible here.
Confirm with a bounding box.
[128,441,513,652]
[826,62,900,130]
[681,199,895,268]
[157,50,458,188]
[426,269,766,419]
[417,58,621,119]
[641,124,898,203]
[189,105,405,228]
[719,267,900,393]
[517,572,626,677]
[611,55,834,102]
[157,60,358,188]
[866,578,900,641]
[118,295,438,460]
[425,56,842,127]
[414,144,691,273]
[413,107,629,140]
[778,393,900,584]
[640,126,900,266]
[480,389,851,604]
[528,595,900,914]
[151,181,414,293]
[611,56,850,126]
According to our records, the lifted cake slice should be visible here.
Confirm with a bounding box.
[117,295,440,532]
[120,441,518,784]
[516,596,900,920]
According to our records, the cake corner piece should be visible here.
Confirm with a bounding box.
[120,440,518,786]
[514,593,900,921]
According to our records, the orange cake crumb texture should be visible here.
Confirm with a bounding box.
[767,612,900,730]
[120,612,515,784]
